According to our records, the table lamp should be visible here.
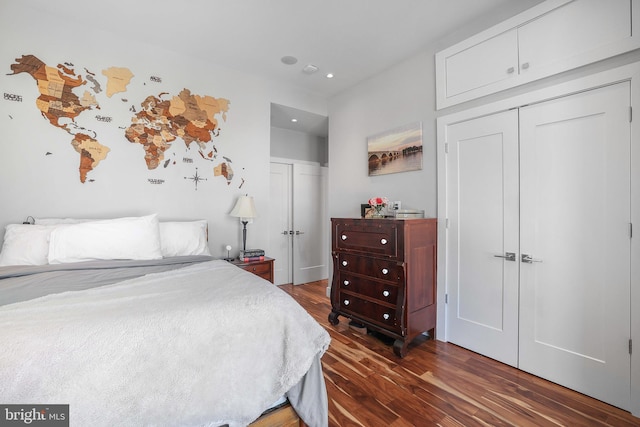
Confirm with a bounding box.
[229,194,257,252]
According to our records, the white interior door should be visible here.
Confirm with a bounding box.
[269,162,292,285]
[292,163,327,285]
[519,82,631,410]
[445,109,520,366]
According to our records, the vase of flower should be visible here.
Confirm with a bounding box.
[372,206,384,218]
[368,196,389,219]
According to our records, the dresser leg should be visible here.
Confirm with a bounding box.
[393,339,408,358]
[328,311,340,325]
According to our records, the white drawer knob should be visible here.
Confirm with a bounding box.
[383,290,390,297]
[343,280,349,286]
[341,234,347,240]
[380,238,388,245]
[383,313,390,320]
[342,260,348,267]
[343,299,350,306]
[381,268,389,275]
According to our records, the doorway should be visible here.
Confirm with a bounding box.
[269,103,329,285]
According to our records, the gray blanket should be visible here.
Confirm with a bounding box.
[0,258,330,427]
[0,255,215,306]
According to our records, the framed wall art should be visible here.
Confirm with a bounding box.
[367,122,423,176]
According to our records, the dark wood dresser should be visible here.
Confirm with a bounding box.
[328,218,437,357]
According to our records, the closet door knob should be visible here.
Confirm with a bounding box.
[521,254,542,263]
[380,238,388,245]
[343,280,349,286]
[382,290,390,297]
[342,260,348,267]
[507,66,515,74]
[383,313,390,320]
[341,234,347,240]
[343,299,350,306]
[381,268,389,275]
[494,252,516,261]
[521,62,530,70]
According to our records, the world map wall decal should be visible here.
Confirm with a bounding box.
[7,54,236,188]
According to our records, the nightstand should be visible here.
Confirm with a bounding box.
[229,257,274,283]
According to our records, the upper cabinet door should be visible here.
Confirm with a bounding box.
[444,29,518,100]
[518,0,631,79]
[436,0,638,109]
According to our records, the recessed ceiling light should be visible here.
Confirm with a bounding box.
[326,73,334,79]
[291,118,298,123]
[281,56,298,65]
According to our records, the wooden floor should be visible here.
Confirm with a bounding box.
[280,280,640,427]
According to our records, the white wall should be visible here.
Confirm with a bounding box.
[270,127,328,166]
[327,1,543,220]
[0,3,327,259]
[328,51,435,217]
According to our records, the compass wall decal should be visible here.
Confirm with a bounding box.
[185,167,207,190]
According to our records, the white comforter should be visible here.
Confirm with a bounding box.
[0,260,330,426]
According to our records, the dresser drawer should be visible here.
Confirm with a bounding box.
[334,222,399,258]
[232,258,274,283]
[336,253,403,282]
[337,292,401,333]
[238,262,270,275]
[337,272,399,304]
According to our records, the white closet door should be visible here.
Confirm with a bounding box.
[292,163,327,285]
[446,109,520,366]
[519,82,631,410]
[269,162,293,285]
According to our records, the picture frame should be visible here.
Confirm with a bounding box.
[367,121,423,176]
[360,204,374,218]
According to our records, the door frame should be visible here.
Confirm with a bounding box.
[437,61,640,417]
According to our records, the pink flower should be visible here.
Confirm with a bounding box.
[368,196,389,207]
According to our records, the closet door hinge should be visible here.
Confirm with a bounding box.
[630,223,633,238]
[444,143,449,154]
[630,106,633,123]
[445,293,448,304]
[630,339,633,355]
[446,218,450,229]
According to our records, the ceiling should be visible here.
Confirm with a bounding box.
[271,103,329,138]
[22,0,544,136]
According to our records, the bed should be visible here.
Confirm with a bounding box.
[0,215,330,427]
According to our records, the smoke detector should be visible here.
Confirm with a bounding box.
[302,64,319,74]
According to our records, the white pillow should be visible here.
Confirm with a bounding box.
[159,220,211,257]
[0,224,57,266]
[48,214,163,264]
[35,218,97,225]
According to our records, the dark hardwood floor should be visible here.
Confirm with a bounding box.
[280,280,640,427]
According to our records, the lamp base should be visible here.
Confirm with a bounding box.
[223,257,234,262]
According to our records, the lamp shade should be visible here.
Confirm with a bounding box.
[229,195,257,219]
